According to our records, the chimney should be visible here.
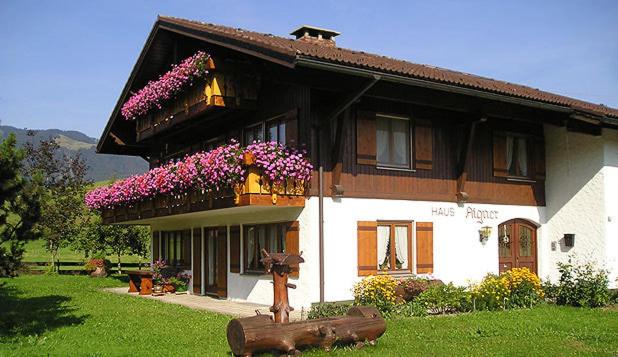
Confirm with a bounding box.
[290,25,340,47]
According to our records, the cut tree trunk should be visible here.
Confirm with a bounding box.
[226,306,386,356]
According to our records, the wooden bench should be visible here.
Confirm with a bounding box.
[127,270,153,295]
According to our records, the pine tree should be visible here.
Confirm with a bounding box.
[0,134,42,276]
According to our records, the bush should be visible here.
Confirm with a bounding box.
[471,268,543,310]
[395,276,431,302]
[392,300,428,317]
[416,283,471,314]
[471,274,510,310]
[353,275,398,315]
[555,260,609,307]
[501,268,544,308]
[308,302,352,319]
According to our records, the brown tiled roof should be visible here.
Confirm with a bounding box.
[159,16,618,119]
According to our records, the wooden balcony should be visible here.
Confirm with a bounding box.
[101,167,306,224]
[135,71,260,142]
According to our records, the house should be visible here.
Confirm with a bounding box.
[93,16,618,308]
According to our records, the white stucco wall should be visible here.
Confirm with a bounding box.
[603,129,618,287]
[320,197,543,302]
[543,124,617,287]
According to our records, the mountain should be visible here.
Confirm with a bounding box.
[0,125,148,182]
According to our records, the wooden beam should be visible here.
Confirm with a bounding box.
[326,76,380,191]
[456,118,483,202]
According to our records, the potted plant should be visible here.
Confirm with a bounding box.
[169,272,191,294]
[85,254,110,278]
[151,259,167,294]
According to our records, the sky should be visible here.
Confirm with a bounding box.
[1,1,617,139]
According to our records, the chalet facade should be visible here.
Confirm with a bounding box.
[95,16,618,308]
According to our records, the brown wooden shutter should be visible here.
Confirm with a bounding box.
[414,119,433,170]
[356,111,377,165]
[534,137,546,180]
[416,222,434,274]
[357,221,377,276]
[230,226,241,273]
[493,132,508,177]
[285,221,300,278]
[192,228,202,295]
[152,231,160,262]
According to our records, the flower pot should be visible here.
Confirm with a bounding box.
[153,285,164,294]
[163,283,176,294]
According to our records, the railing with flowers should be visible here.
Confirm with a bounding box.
[121,50,259,141]
[86,141,312,221]
[121,51,211,121]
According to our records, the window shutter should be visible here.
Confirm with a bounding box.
[414,119,433,170]
[356,111,377,165]
[192,228,202,295]
[493,132,508,177]
[416,222,434,274]
[230,226,241,273]
[285,221,300,278]
[152,231,160,262]
[357,221,377,276]
[534,137,546,180]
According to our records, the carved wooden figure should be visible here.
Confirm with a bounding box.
[226,252,387,356]
[260,249,304,323]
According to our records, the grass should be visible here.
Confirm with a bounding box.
[1,275,617,356]
[22,239,143,264]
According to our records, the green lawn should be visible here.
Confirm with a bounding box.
[1,275,617,356]
[22,239,144,264]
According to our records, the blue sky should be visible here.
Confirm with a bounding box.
[1,1,616,138]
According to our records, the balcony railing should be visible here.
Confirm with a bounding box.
[88,142,312,224]
[100,168,306,224]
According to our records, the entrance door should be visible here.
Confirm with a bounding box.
[498,219,537,274]
[205,227,227,298]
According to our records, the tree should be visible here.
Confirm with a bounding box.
[0,134,42,276]
[76,213,150,274]
[25,133,90,271]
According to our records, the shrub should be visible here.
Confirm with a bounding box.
[392,300,428,317]
[470,274,510,310]
[395,276,431,302]
[308,302,352,319]
[555,260,609,307]
[501,268,544,308]
[353,275,398,315]
[416,283,471,314]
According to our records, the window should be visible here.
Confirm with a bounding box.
[160,230,190,267]
[244,223,287,273]
[243,123,264,145]
[266,111,298,146]
[376,222,411,272]
[506,134,530,177]
[376,114,411,168]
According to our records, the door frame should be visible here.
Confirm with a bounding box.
[497,218,538,274]
[203,226,228,298]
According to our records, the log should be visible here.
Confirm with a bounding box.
[226,306,386,356]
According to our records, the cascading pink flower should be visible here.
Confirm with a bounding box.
[84,141,313,210]
[121,51,210,120]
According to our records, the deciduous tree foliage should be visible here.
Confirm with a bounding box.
[25,133,90,271]
[76,213,149,274]
[0,134,42,276]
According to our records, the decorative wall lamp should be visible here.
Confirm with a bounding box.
[479,226,492,244]
[563,233,575,247]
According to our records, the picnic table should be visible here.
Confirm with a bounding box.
[127,270,153,295]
